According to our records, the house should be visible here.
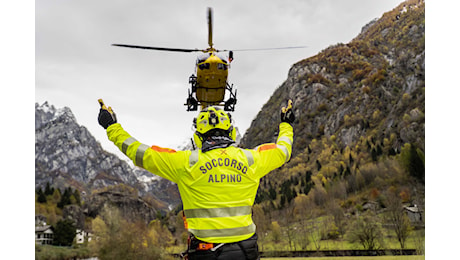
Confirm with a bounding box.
[76,229,92,244]
[35,215,93,245]
[35,225,54,245]
[404,205,423,223]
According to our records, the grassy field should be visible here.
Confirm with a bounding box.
[256,228,425,252]
[262,256,424,260]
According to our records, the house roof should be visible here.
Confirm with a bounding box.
[404,206,422,213]
[35,225,53,232]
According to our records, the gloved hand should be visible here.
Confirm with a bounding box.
[98,99,117,129]
[281,99,295,124]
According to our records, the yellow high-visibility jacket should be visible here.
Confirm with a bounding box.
[106,122,293,243]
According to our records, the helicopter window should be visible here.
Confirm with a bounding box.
[197,53,210,64]
[217,63,228,70]
[199,63,210,70]
[217,54,228,63]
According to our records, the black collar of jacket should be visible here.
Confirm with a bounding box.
[201,135,235,153]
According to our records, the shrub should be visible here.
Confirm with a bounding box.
[308,73,331,84]
[362,85,371,94]
[90,205,167,260]
[317,103,328,112]
[346,212,385,250]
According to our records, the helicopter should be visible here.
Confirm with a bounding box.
[113,7,306,112]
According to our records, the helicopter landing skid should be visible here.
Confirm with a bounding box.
[223,82,237,112]
[186,75,199,111]
[185,75,237,112]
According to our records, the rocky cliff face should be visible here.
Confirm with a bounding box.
[238,0,425,217]
[84,190,158,224]
[35,102,181,209]
[240,0,425,157]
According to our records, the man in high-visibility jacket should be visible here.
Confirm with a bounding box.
[98,100,295,260]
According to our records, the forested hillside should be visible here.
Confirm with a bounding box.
[240,0,424,251]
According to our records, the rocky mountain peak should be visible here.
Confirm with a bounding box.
[35,102,76,130]
[35,102,181,210]
[241,0,424,156]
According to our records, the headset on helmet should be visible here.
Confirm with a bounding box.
[193,106,236,149]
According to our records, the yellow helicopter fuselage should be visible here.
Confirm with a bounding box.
[195,52,229,107]
[112,7,305,111]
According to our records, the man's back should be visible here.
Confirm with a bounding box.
[99,100,295,259]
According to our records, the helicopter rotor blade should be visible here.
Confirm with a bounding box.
[229,46,308,52]
[112,44,203,53]
[208,7,213,49]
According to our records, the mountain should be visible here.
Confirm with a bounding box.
[240,0,424,209]
[35,101,181,210]
[241,0,424,154]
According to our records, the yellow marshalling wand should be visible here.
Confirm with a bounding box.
[98,99,114,113]
[282,100,293,113]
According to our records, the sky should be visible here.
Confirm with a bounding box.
[34,0,404,159]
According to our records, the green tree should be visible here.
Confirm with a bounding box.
[268,186,277,200]
[328,202,346,236]
[255,190,268,204]
[293,194,312,250]
[37,188,47,203]
[279,195,286,209]
[73,189,81,205]
[385,191,413,249]
[148,219,174,249]
[51,187,61,204]
[309,220,322,251]
[44,182,54,196]
[57,188,72,208]
[349,154,354,165]
[282,204,297,251]
[57,187,79,208]
[53,219,76,246]
[271,221,282,243]
[346,212,385,250]
[400,143,425,181]
[252,204,269,250]
[371,147,378,161]
[306,170,312,182]
[316,160,322,171]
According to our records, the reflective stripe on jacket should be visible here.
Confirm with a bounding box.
[106,122,293,243]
